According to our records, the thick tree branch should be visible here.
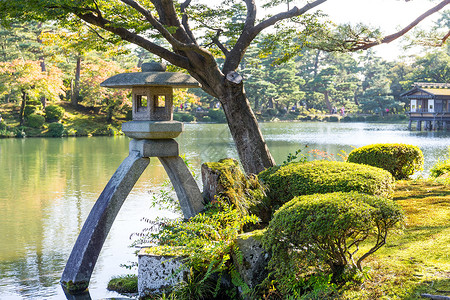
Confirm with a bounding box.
[243,0,257,32]
[223,0,327,73]
[352,0,450,50]
[120,0,215,62]
[75,11,190,69]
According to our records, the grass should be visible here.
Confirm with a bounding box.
[343,179,450,299]
[107,274,138,294]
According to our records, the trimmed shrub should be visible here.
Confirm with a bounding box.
[24,105,38,118]
[46,123,65,137]
[27,114,45,128]
[262,191,404,289]
[91,125,119,136]
[258,160,394,214]
[347,143,424,180]
[173,112,195,122]
[329,116,339,122]
[44,105,65,122]
[343,115,353,122]
[207,108,227,123]
[202,116,212,122]
[430,148,450,178]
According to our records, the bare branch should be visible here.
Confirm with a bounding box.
[352,0,450,50]
[253,0,327,36]
[212,29,229,55]
[180,0,197,43]
[85,24,106,40]
[441,30,450,45]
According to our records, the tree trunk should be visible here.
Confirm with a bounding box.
[324,90,332,113]
[19,90,27,126]
[36,22,47,108]
[71,56,82,106]
[220,73,276,174]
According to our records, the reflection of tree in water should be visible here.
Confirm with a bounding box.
[0,251,66,298]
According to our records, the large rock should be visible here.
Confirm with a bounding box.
[232,230,270,298]
[138,248,186,297]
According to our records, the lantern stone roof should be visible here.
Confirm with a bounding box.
[100,62,201,89]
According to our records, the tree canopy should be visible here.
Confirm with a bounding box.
[0,0,448,174]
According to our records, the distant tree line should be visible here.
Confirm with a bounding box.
[0,20,449,124]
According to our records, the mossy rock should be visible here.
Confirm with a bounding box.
[107,275,138,294]
[201,158,265,217]
[258,160,394,217]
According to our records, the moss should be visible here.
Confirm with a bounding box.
[236,229,266,243]
[61,280,89,294]
[202,158,265,218]
[107,274,138,294]
[340,179,450,299]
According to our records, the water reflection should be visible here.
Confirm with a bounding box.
[1,122,450,299]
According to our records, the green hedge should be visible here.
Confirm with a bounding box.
[26,114,45,128]
[347,143,424,180]
[262,191,404,288]
[173,112,195,122]
[46,123,65,137]
[258,160,394,213]
[207,109,227,123]
[44,105,65,123]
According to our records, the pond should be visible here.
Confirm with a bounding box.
[0,122,449,299]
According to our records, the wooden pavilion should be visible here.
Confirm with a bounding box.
[401,83,450,131]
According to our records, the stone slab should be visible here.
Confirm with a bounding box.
[138,248,186,297]
[129,139,179,157]
[122,121,183,139]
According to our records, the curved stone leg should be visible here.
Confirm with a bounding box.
[61,151,150,294]
[158,156,204,219]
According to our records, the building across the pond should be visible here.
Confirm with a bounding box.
[401,83,450,131]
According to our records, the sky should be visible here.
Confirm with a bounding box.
[310,0,444,60]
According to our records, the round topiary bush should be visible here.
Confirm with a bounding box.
[24,105,38,118]
[46,122,65,137]
[262,191,404,287]
[27,114,45,128]
[44,105,65,123]
[347,143,424,180]
[258,160,394,213]
[207,109,227,123]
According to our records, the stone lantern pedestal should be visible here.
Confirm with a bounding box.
[60,62,204,294]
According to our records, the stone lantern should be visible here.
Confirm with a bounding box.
[61,62,204,295]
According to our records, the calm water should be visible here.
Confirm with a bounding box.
[0,122,449,299]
